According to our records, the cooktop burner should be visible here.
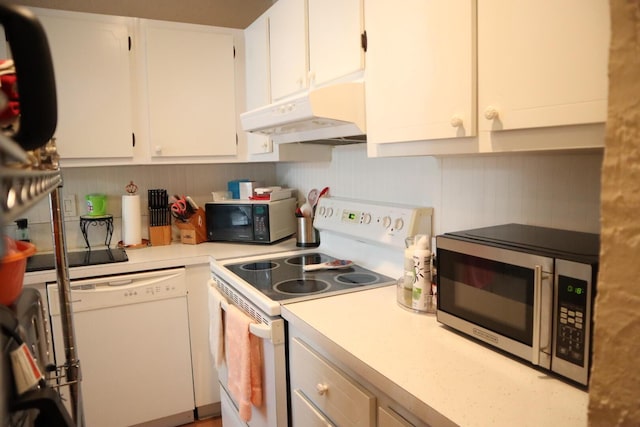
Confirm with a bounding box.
[274,278,330,295]
[224,252,395,302]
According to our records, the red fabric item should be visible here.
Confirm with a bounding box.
[0,74,18,100]
[0,100,19,125]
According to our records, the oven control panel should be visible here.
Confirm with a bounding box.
[313,197,433,248]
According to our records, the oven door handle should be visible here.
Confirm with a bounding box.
[219,298,273,341]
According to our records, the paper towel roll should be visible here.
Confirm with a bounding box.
[122,194,142,245]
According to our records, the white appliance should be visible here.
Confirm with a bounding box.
[48,268,195,427]
[210,197,433,427]
[240,82,366,144]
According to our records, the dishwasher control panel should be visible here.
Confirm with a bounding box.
[47,268,187,315]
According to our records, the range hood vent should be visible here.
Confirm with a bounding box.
[240,82,366,144]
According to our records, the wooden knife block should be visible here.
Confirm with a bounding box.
[149,225,172,246]
[174,208,207,244]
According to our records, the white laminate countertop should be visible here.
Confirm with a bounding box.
[23,238,300,285]
[281,285,588,427]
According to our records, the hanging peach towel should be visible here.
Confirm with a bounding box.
[225,304,263,421]
[207,285,225,368]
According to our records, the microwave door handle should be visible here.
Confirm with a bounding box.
[532,265,542,365]
[219,297,273,342]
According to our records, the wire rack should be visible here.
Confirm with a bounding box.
[0,133,62,253]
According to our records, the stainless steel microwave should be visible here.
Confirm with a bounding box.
[205,198,296,244]
[436,224,599,386]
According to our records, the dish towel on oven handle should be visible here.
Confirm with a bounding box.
[225,303,263,421]
[208,284,225,368]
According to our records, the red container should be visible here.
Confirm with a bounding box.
[0,238,36,306]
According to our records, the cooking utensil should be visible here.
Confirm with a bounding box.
[318,187,329,199]
[307,188,319,209]
[300,202,313,218]
[303,259,353,272]
[312,187,329,217]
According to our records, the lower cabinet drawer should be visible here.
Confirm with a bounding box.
[292,389,336,427]
[289,337,375,427]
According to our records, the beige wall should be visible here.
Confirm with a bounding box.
[588,1,640,425]
[14,0,274,28]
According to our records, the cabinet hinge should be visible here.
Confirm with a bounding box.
[132,133,135,147]
[128,36,132,51]
[361,31,367,52]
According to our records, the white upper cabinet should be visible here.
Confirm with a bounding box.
[478,0,609,133]
[308,0,364,87]
[141,19,238,158]
[244,13,273,156]
[365,1,476,150]
[34,9,134,161]
[366,0,609,157]
[267,0,365,101]
[269,0,308,101]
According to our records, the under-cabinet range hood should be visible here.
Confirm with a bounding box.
[240,82,366,144]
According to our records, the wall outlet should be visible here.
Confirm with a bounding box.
[63,195,77,217]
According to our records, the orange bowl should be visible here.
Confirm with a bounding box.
[0,238,36,306]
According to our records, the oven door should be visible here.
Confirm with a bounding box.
[210,277,289,427]
[206,203,255,242]
[436,236,554,368]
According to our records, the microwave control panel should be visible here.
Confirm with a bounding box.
[555,274,588,366]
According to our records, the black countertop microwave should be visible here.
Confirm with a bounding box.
[436,223,599,386]
[205,198,296,244]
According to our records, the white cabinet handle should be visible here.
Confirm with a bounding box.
[154,145,162,155]
[450,115,463,127]
[316,383,329,395]
[484,106,500,120]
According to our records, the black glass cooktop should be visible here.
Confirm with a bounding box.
[224,252,395,302]
[26,248,128,272]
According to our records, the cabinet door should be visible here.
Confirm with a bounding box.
[35,9,134,159]
[143,20,237,157]
[478,0,609,131]
[308,0,364,87]
[365,0,476,144]
[244,13,274,155]
[269,0,308,101]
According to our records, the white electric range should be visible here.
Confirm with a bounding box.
[210,197,433,427]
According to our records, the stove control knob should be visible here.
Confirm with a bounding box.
[382,216,392,229]
[394,218,404,230]
[318,206,326,216]
[363,213,372,224]
[327,207,334,217]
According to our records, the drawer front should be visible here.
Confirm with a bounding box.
[292,389,335,427]
[378,406,416,427]
[290,337,375,427]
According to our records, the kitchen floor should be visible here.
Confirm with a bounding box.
[183,417,222,427]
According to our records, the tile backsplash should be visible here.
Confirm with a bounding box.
[276,145,602,236]
[5,146,602,252]
[7,163,277,251]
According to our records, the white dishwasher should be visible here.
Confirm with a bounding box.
[48,267,195,427]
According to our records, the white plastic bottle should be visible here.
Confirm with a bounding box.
[412,235,431,312]
[403,236,416,290]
